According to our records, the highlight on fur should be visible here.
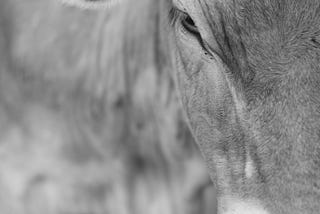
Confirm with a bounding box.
[58,0,123,10]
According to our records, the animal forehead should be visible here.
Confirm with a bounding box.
[174,0,320,26]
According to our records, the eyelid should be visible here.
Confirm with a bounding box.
[169,7,186,27]
[173,5,187,14]
[170,3,223,61]
[172,0,187,13]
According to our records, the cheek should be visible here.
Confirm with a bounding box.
[173,40,232,148]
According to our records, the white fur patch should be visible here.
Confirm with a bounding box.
[58,0,122,10]
[220,198,270,214]
[245,156,255,179]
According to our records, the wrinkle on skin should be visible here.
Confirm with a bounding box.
[171,0,320,213]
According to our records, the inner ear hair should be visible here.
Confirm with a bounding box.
[58,0,123,10]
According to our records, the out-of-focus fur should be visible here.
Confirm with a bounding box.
[0,0,214,213]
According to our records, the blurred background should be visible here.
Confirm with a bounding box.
[0,0,216,213]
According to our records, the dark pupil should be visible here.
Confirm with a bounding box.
[185,16,195,27]
[182,15,199,34]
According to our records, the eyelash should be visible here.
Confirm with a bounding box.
[168,7,216,58]
[169,7,186,27]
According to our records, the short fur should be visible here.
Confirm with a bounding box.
[169,0,320,213]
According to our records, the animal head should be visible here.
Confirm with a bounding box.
[20,0,320,213]
[168,0,320,213]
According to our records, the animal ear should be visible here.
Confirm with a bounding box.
[58,0,123,10]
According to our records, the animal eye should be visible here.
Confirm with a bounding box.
[170,7,213,55]
[181,13,200,35]
[169,7,200,36]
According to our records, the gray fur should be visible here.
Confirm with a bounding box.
[169,0,320,213]
[0,0,214,213]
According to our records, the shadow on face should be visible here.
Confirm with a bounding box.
[169,0,320,213]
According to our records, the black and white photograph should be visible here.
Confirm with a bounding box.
[0,0,319,213]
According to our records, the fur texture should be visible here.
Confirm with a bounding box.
[169,0,320,213]
[0,0,215,213]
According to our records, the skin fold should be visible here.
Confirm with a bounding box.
[169,0,320,213]
[3,0,320,213]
